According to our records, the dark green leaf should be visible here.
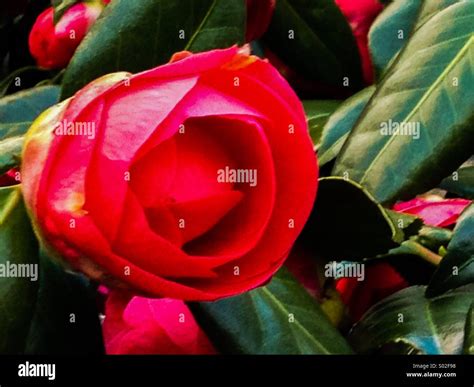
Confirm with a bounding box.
[369,0,422,77]
[426,204,474,297]
[349,284,474,354]
[415,225,453,252]
[0,66,43,97]
[0,186,39,354]
[61,0,245,98]
[24,252,104,354]
[334,2,474,205]
[318,86,375,167]
[463,304,473,354]
[0,187,103,354]
[0,136,23,174]
[380,225,452,262]
[262,0,363,89]
[52,0,80,24]
[369,0,462,77]
[375,340,424,355]
[0,86,60,139]
[302,177,403,261]
[440,166,474,199]
[190,268,353,354]
[302,100,341,149]
[386,210,423,240]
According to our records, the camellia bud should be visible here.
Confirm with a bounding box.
[28,1,107,69]
[246,0,275,41]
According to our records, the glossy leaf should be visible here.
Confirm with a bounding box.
[0,186,39,353]
[463,304,473,354]
[24,252,104,354]
[426,204,474,297]
[349,284,474,354]
[0,136,22,175]
[0,86,60,139]
[440,166,474,200]
[369,0,461,77]
[0,187,103,354]
[302,100,341,149]
[334,2,474,205]
[368,0,421,77]
[318,86,375,166]
[262,0,363,89]
[302,177,404,261]
[61,0,245,98]
[190,268,353,354]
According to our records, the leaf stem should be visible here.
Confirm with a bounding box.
[402,240,443,266]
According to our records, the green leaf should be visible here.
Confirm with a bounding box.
[0,187,103,354]
[386,210,423,240]
[24,252,104,354]
[334,2,474,205]
[52,0,80,24]
[302,100,341,149]
[371,0,464,77]
[302,177,403,261]
[463,304,473,354]
[61,0,245,98]
[415,225,453,252]
[440,166,474,199]
[0,66,43,97]
[349,284,474,354]
[318,86,375,167]
[0,86,60,139]
[0,136,23,174]
[190,268,353,354]
[426,204,474,297]
[369,0,422,77]
[369,0,462,77]
[0,186,39,353]
[262,0,363,89]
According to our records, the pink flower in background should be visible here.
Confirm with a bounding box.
[394,197,472,228]
[103,291,216,355]
[335,0,384,84]
[28,2,105,69]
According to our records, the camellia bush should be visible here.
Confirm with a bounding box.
[0,0,472,356]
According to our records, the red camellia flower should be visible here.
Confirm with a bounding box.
[335,0,384,84]
[28,1,105,69]
[246,0,275,41]
[21,46,318,301]
[103,291,216,355]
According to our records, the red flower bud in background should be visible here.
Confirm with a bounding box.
[335,0,384,84]
[246,0,275,41]
[28,2,105,69]
[103,290,216,355]
[21,47,318,301]
[0,168,20,187]
[336,262,408,322]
